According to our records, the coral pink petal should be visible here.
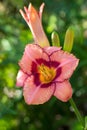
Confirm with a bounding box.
[19,9,29,23]
[45,46,61,55]
[27,4,49,47]
[19,44,49,74]
[23,75,55,105]
[16,70,28,87]
[50,50,79,81]
[39,3,45,20]
[54,80,73,102]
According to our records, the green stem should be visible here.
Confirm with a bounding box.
[69,98,84,128]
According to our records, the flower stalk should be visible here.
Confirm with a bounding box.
[69,98,85,128]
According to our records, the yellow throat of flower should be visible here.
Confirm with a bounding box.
[38,64,56,84]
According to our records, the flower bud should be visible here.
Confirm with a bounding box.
[63,27,74,52]
[51,31,60,47]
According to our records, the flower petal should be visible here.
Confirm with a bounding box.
[54,80,72,102]
[23,75,55,105]
[19,44,49,74]
[45,46,61,55]
[39,3,45,20]
[16,70,28,87]
[50,50,79,81]
[20,4,50,47]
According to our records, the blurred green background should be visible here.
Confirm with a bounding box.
[0,0,87,130]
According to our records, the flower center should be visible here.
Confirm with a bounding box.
[38,64,56,84]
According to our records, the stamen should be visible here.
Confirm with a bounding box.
[38,64,56,84]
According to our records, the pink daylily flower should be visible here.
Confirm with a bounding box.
[19,3,50,47]
[16,44,79,105]
[16,3,79,105]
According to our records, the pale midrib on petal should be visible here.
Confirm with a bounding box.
[56,59,78,70]
[28,85,41,104]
